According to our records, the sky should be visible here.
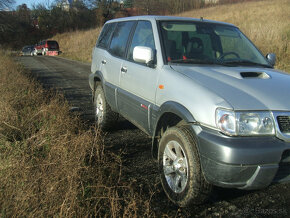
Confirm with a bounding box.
[14,0,55,9]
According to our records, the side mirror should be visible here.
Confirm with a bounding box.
[266,53,276,67]
[133,46,154,66]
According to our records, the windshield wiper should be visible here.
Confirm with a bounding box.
[169,58,216,65]
[220,59,271,68]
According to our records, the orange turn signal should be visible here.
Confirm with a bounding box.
[159,85,164,89]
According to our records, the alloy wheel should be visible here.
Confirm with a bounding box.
[163,140,188,193]
[96,94,104,124]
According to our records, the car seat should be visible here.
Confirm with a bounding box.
[185,37,204,59]
[166,40,182,61]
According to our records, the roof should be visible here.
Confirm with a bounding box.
[105,15,236,27]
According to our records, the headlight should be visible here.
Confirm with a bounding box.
[216,109,275,136]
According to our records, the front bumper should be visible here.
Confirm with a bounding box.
[191,125,290,190]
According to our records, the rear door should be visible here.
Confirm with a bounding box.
[102,21,135,111]
[91,22,116,77]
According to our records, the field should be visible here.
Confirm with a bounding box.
[0,51,151,216]
[1,0,290,216]
[0,50,91,216]
[53,0,290,72]
[53,28,101,63]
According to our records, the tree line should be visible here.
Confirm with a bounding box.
[0,0,254,49]
[121,0,256,16]
[1,0,98,49]
[122,0,207,15]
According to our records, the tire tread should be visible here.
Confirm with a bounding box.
[94,85,118,130]
[158,125,212,207]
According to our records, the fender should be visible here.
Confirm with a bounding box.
[151,101,197,157]
[89,71,103,92]
[89,71,118,112]
[89,71,104,102]
[155,101,196,125]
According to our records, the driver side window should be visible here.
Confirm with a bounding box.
[128,21,155,61]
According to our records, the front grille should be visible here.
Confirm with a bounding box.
[277,116,290,133]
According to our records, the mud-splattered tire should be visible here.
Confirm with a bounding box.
[158,125,212,207]
[94,85,118,130]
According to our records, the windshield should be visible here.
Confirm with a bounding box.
[159,21,270,67]
[47,41,59,47]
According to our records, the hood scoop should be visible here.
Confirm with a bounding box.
[240,72,270,79]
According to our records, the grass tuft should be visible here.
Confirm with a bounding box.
[0,50,154,217]
[53,28,101,63]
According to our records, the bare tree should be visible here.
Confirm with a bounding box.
[0,0,15,10]
[0,0,15,35]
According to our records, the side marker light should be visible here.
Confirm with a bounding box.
[159,85,164,89]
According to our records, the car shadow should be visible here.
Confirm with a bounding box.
[211,186,255,203]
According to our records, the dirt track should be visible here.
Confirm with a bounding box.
[16,56,290,217]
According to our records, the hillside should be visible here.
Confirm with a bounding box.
[53,0,290,72]
[53,28,101,63]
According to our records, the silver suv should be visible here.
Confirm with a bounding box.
[90,16,290,206]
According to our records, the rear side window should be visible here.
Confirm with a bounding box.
[109,21,134,58]
[97,23,116,49]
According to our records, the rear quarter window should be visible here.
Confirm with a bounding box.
[97,23,117,49]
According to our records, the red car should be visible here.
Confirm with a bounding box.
[32,40,60,56]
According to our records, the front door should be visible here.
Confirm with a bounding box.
[119,21,158,133]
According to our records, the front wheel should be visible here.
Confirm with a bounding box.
[158,126,212,207]
[94,85,118,130]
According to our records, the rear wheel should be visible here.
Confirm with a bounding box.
[158,126,212,207]
[94,85,118,130]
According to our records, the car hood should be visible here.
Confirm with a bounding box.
[171,65,290,111]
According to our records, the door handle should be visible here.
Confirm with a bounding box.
[101,60,106,64]
[121,66,127,73]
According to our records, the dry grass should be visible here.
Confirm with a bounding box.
[1,1,289,215]
[52,0,289,72]
[0,50,154,217]
[53,28,101,63]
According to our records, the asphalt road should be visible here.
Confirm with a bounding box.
[16,55,94,119]
[16,55,290,217]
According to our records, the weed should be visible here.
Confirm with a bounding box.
[0,51,154,216]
